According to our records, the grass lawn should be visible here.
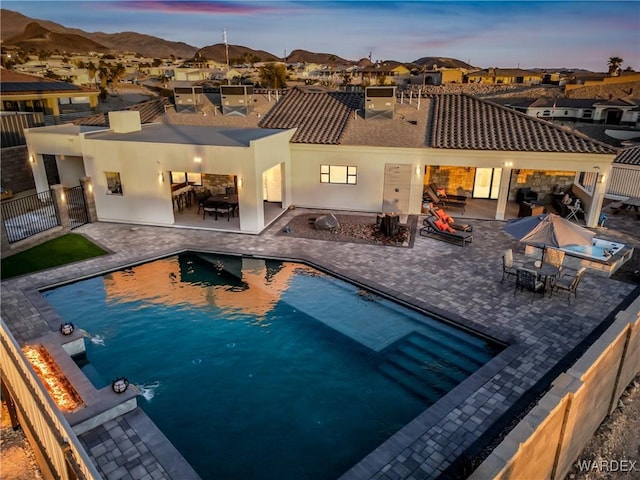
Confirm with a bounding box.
[1,233,107,280]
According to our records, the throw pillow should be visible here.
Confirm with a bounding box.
[434,219,448,231]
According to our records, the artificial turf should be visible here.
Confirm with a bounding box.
[1,233,107,279]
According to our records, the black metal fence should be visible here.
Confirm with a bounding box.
[1,190,58,244]
[64,185,89,230]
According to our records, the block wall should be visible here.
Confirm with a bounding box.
[0,146,36,194]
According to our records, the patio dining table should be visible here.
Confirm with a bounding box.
[203,194,239,220]
[523,261,560,294]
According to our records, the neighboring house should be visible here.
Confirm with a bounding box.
[421,69,464,85]
[506,97,640,125]
[0,70,100,122]
[466,68,543,85]
[356,62,411,85]
[23,86,617,234]
[0,111,43,195]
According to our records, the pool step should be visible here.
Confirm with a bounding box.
[404,332,490,370]
[378,332,484,403]
[377,361,443,404]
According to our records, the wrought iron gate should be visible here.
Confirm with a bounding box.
[64,185,89,229]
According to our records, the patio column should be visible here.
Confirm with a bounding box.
[80,176,98,223]
[586,174,608,228]
[51,184,71,233]
[494,167,512,220]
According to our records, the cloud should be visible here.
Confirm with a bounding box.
[106,0,282,15]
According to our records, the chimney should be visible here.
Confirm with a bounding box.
[108,111,142,133]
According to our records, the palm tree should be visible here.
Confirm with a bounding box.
[607,56,623,76]
[86,61,97,86]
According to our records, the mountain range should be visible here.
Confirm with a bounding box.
[0,8,474,68]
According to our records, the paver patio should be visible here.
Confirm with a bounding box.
[1,207,638,479]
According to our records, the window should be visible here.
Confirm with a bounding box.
[320,165,357,184]
[105,172,123,195]
[170,171,202,186]
[578,172,597,193]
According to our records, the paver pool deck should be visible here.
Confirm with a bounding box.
[2,208,639,480]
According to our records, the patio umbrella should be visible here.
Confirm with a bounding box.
[503,213,595,248]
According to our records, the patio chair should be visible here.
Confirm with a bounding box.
[514,268,546,302]
[565,199,584,223]
[542,246,565,287]
[203,202,231,221]
[551,267,586,304]
[501,249,519,284]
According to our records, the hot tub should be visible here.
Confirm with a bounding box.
[561,238,626,261]
[525,238,633,277]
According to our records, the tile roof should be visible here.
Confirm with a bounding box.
[72,98,171,126]
[258,86,361,144]
[427,94,618,154]
[614,145,640,165]
[0,69,97,95]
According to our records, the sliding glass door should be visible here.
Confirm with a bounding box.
[473,168,502,199]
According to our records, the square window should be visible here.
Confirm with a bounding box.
[105,172,123,195]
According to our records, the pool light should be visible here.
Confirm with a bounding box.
[60,322,75,335]
[112,377,129,394]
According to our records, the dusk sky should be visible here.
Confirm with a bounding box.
[4,0,639,71]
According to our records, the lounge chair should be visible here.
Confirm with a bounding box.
[428,207,472,232]
[420,215,473,246]
[426,183,467,213]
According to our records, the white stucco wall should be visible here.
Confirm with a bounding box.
[290,144,426,214]
[26,126,89,192]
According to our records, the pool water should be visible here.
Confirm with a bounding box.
[562,238,625,261]
[43,252,502,480]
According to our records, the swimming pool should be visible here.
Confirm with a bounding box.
[43,252,503,480]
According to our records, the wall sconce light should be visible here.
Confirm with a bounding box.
[238,177,244,187]
[158,171,165,183]
[29,155,34,163]
[60,192,66,202]
[111,377,129,394]
[59,322,75,335]
[88,183,93,193]
[194,156,202,164]
[415,166,421,176]
[598,174,606,184]
[503,161,513,168]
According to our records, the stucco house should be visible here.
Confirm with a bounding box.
[466,67,543,85]
[508,97,640,125]
[0,70,99,121]
[23,85,618,235]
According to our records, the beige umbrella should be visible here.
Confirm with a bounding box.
[516,213,595,248]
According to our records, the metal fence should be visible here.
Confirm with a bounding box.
[64,185,89,230]
[1,190,59,244]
